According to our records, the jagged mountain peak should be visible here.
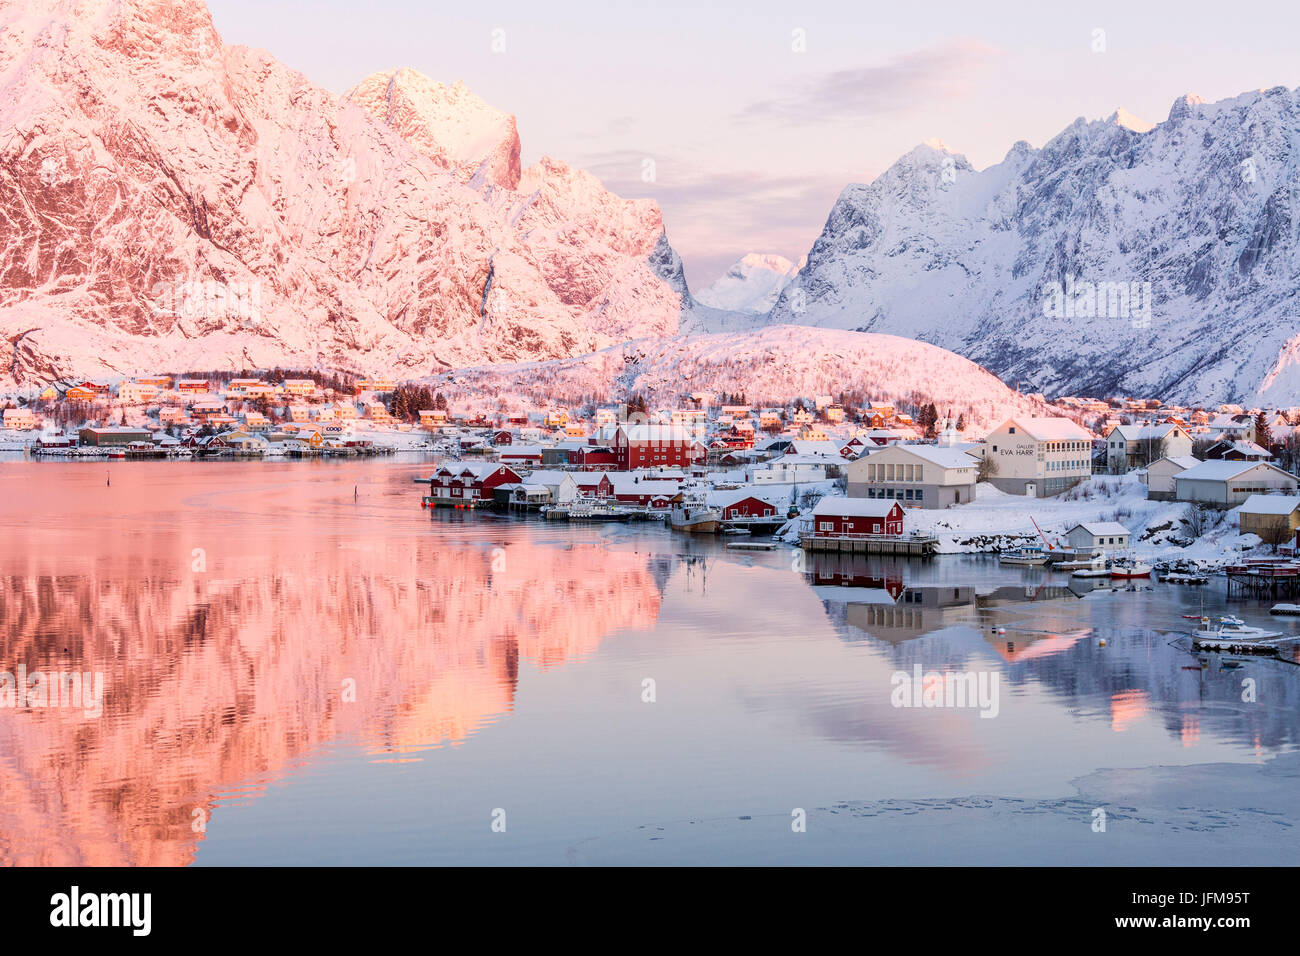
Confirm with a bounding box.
[346,67,521,190]
[0,0,687,385]
[768,85,1300,405]
[1108,107,1154,133]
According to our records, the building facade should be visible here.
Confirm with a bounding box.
[844,444,978,508]
[983,417,1093,497]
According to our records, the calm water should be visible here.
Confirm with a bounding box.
[2,458,1298,865]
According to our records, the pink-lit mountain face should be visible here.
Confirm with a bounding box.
[0,0,686,385]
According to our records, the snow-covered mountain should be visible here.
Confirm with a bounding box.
[768,91,1300,405]
[695,253,804,314]
[0,0,686,386]
[427,325,1056,432]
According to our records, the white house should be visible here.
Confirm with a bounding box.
[844,443,978,508]
[2,407,37,430]
[1143,455,1201,500]
[1064,522,1131,553]
[1105,423,1193,473]
[983,417,1094,497]
[750,455,828,484]
[1173,459,1299,507]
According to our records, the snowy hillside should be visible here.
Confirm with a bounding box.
[0,0,685,386]
[768,91,1300,405]
[425,325,1058,431]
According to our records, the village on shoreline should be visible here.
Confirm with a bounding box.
[5,371,1300,579]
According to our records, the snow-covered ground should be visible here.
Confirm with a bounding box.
[790,473,1273,569]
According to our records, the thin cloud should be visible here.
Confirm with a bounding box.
[739,39,1002,125]
[578,151,848,287]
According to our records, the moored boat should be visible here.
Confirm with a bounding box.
[999,548,1049,566]
[1110,560,1151,579]
[668,498,721,534]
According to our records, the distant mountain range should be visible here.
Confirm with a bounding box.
[751,90,1300,406]
[2,0,1296,407]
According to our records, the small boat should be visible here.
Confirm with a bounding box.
[1270,603,1300,616]
[1190,616,1282,641]
[1069,556,1110,578]
[668,498,721,534]
[1110,560,1151,579]
[999,548,1049,566]
[1163,572,1208,584]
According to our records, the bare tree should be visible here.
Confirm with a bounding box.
[1255,518,1294,552]
[1183,503,1215,538]
[976,454,999,483]
[1136,435,1168,468]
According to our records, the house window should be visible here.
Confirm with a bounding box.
[819,522,833,531]
[1009,427,1016,434]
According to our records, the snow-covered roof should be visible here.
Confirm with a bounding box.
[787,440,843,457]
[1175,459,1287,482]
[707,488,786,509]
[1212,440,1272,458]
[1150,455,1201,471]
[879,444,979,469]
[811,496,899,517]
[1108,423,1185,440]
[1067,522,1131,537]
[606,474,682,495]
[998,417,1092,441]
[1238,494,1300,515]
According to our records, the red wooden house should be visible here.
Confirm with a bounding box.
[574,473,615,498]
[723,496,777,520]
[577,447,618,471]
[809,497,903,537]
[425,463,522,507]
[613,424,703,471]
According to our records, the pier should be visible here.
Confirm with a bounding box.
[1225,561,1300,599]
[799,532,939,557]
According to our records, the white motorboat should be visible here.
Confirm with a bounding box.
[1190,616,1283,642]
[999,548,1049,566]
[1067,555,1109,577]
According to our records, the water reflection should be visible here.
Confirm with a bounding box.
[2,462,1299,865]
[802,550,1300,757]
[0,520,662,864]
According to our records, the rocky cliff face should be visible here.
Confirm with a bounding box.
[768,91,1300,405]
[0,0,684,385]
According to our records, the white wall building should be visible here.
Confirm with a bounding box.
[983,417,1094,497]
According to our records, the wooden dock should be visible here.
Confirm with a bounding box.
[1225,562,1300,599]
[799,533,938,556]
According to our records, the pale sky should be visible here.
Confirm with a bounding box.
[207,0,1300,290]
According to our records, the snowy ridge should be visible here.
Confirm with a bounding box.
[426,325,1058,431]
[768,88,1300,405]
